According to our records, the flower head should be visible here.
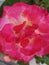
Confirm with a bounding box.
[0,2,49,62]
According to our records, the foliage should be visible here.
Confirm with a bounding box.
[18,61,29,65]
[35,55,49,65]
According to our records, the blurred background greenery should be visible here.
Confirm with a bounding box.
[0,0,49,65]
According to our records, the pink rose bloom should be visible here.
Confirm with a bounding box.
[0,2,49,62]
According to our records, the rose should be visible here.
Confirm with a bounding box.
[0,2,49,62]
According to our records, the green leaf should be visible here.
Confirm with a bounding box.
[3,0,20,6]
[2,0,34,5]
[33,0,40,4]
[35,55,49,65]
[35,56,44,64]
[33,0,43,5]
[43,55,49,65]
[40,0,49,9]
[18,61,29,65]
